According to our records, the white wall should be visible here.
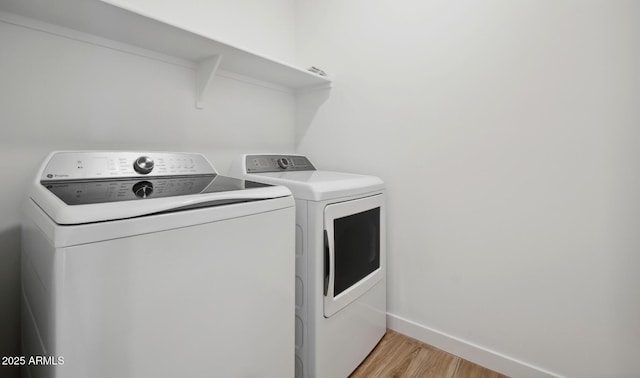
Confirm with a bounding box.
[0,3,296,376]
[105,0,297,63]
[295,0,640,376]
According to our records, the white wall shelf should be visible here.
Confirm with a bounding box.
[0,0,331,108]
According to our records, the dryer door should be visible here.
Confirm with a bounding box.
[323,194,385,317]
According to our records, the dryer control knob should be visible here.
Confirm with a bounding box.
[277,157,290,169]
[132,181,154,198]
[134,156,154,174]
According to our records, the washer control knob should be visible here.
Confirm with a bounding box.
[134,156,154,174]
[277,157,290,169]
[132,181,154,198]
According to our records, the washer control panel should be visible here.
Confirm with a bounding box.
[246,155,316,173]
[40,151,216,181]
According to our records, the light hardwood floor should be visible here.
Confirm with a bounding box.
[350,330,508,378]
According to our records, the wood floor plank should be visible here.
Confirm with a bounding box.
[403,344,459,378]
[453,359,508,378]
[350,330,421,377]
[350,330,508,378]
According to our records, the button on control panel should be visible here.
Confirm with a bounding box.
[133,156,154,175]
[246,155,316,173]
[277,157,290,169]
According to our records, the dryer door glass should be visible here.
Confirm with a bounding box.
[333,208,380,296]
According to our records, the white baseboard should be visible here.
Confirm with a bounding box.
[386,313,562,378]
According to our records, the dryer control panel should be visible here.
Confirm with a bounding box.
[246,155,316,173]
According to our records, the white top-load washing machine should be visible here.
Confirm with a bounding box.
[22,151,295,378]
[229,154,386,378]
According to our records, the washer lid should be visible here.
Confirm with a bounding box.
[248,170,384,201]
[33,176,291,225]
[42,175,269,206]
[30,151,292,225]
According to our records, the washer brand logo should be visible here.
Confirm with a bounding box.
[47,174,53,178]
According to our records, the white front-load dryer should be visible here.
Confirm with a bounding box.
[230,154,387,378]
[22,151,295,378]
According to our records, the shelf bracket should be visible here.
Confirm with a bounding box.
[195,55,223,109]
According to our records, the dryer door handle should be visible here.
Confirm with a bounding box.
[323,229,330,296]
